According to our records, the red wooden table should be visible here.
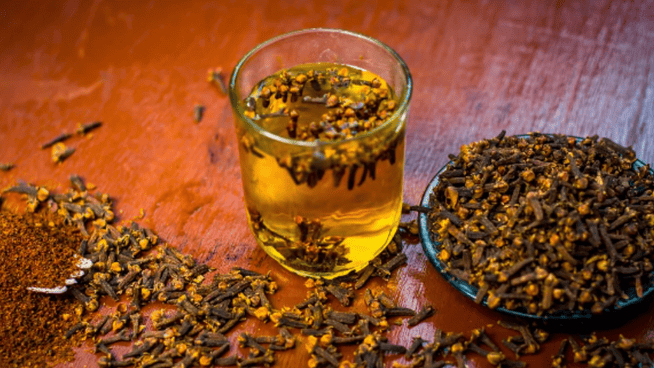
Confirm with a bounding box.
[1,1,654,367]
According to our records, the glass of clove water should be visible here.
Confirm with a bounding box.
[229,28,412,278]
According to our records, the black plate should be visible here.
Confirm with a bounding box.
[418,135,654,321]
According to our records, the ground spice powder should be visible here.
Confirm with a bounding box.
[0,209,83,367]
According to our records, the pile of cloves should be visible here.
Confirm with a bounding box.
[552,333,654,368]
[4,176,537,368]
[247,211,350,272]
[238,65,404,190]
[8,175,654,368]
[4,177,443,368]
[427,132,654,315]
[243,67,397,143]
[4,178,284,367]
[70,240,287,368]
[346,321,548,368]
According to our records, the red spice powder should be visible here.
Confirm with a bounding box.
[0,210,84,367]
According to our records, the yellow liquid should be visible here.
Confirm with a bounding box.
[236,63,405,278]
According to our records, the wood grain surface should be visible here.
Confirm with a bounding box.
[1,1,654,367]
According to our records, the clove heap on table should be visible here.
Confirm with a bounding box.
[428,132,654,316]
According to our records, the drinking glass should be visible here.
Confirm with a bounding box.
[229,28,412,278]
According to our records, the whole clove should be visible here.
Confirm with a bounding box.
[51,142,75,163]
[379,342,407,355]
[123,338,157,359]
[207,67,228,95]
[98,330,132,346]
[328,310,358,325]
[384,307,416,318]
[325,283,353,306]
[0,163,15,171]
[193,104,205,123]
[65,322,87,339]
[77,121,103,135]
[214,355,239,366]
[407,305,436,326]
[41,132,73,149]
[405,336,426,358]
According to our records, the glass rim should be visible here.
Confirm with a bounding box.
[228,28,413,148]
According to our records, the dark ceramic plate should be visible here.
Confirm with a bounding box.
[418,135,654,321]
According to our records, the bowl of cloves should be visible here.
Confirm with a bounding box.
[419,131,654,320]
